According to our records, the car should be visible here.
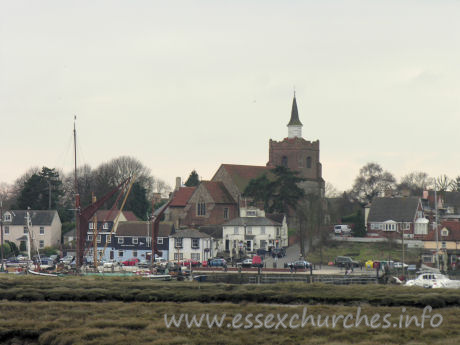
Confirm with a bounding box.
[60,255,74,265]
[183,259,200,267]
[334,256,359,268]
[201,260,208,267]
[209,258,227,267]
[251,255,263,268]
[122,258,139,266]
[271,248,286,258]
[293,260,311,269]
[137,259,150,268]
[241,258,253,268]
[334,225,352,235]
[393,262,409,269]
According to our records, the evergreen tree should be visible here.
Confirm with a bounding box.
[185,170,200,187]
[124,182,150,220]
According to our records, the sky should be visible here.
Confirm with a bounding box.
[1,1,460,192]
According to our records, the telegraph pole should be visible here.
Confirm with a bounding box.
[74,116,81,270]
[435,188,439,269]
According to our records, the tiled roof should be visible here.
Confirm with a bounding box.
[170,228,210,238]
[219,164,272,193]
[266,213,285,224]
[95,210,139,222]
[443,192,460,209]
[158,222,175,237]
[425,221,460,241]
[367,197,420,222]
[116,221,150,237]
[169,187,196,207]
[222,216,281,227]
[202,181,235,204]
[198,225,223,239]
[5,210,58,226]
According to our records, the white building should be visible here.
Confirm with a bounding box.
[2,210,62,250]
[222,207,288,258]
[168,228,212,262]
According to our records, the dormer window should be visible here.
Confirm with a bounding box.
[441,228,449,237]
[103,222,109,230]
[4,213,11,222]
[246,210,256,217]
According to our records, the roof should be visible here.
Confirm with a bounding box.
[170,228,210,238]
[95,210,139,222]
[169,187,196,207]
[367,197,420,222]
[443,192,460,209]
[63,229,76,238]
[219,164,271,193]
[116,221,151,237]
[158,222,175,237]
[425,221,460,241]
[266,213,285,224]
[202,181,235,204]
[5,210,58,226]
[287,96,303,126]
[222,216,281,227]
[198,225,223,239]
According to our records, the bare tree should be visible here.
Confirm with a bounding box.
[349,162,396,204]
[435,175,455,193]
[399,171,434,196]
[325,182,341,198]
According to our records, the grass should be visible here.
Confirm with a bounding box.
[0,301,459,345]
[308,241,421,264]
[0,276,459,308]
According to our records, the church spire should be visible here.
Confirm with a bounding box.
[287,94,303,138]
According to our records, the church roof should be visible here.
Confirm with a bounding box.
[287,96,302,126]
[201,181,236,204]
[219,164,272,193]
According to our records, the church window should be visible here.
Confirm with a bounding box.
[197,202,206,216]
[281,156,288,167]
[306,156,312,168]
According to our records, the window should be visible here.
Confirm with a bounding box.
[197,202,206,216]
[281,156,288,167]
[4,226,9,234]
[414,223,428,235]
[106,235,111,243]
[441,229,449,237]
[118,237,124,244]
[97,235,101,243]
[175,237,183,248]
[276,227,280,237]
[157,237,163,245]
[39,240,44,248]
[88,235,93,241]
[133,251,138,258]
[246,226,252,235]
[89,222,94,230]
[40,227,45,235]
[417,211,423,218]
[403,222,411,230]
[191,238,200,249]
[174,253,184,260]
[383,223,396,231]
[4,214,11,221]
[132,237,138,245]
[233,226,239,235]
[306,156,312,168]
[246,210,256,216]
[224,208,229,219]
[103,222,109,230]
[261,226,265,235]
[118,250,124,257]
[24,227,28,234]
[191,253,200,261]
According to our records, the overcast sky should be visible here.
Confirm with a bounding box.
[1,1,459,192]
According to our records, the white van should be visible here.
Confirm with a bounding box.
[334,224,352,235]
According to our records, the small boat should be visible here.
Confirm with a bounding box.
[405,272,460,289]
[143,274,172,281]
[28,269,59,277]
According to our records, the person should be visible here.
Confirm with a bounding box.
[224,263,228,272]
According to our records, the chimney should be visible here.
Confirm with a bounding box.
[175,177,181,191]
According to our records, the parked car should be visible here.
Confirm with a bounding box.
[60,255,74,265]
[209,258,227,267]
[241,258,253,268]
[393,262,409,269]
[293,260,311,269]
[334,224,352,235]
[122,258,139,266]
[271,248,286,258]
[334,256,359,268]
[183,259,200,267]
[252,255,263,268]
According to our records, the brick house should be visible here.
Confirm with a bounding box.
[422,221,460,269]
[367,197,427,239]
[165,186,196,228]
[181,181,237,227]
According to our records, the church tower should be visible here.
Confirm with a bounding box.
[267,95,325,195]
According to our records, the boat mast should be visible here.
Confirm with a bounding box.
[74,116,81,269]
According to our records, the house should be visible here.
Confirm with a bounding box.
[367,197,427,239]
[2,210,62,250]
[222,207,288,258]
[165,184,196,227]
[181,181,237,227]
[63,229,76,245]
[422,221,460,269]
[168,228,212,262]
[86,220,174,262]
[198,225,224,255]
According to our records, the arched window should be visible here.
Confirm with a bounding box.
[281,156,288,167]
[306,156,312,168]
